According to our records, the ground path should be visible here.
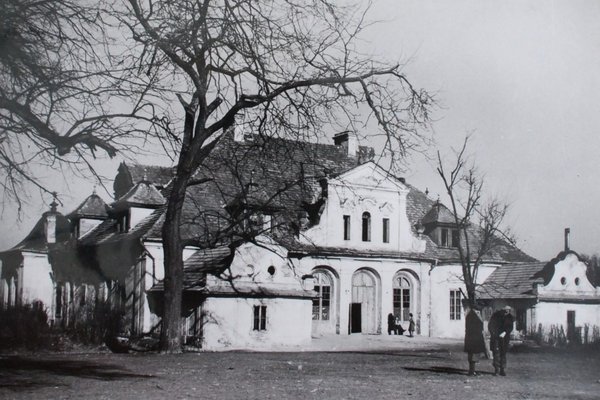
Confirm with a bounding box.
[1,335,599,399]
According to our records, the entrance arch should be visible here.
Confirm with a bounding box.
[311,267,338,335]
[351,269,379,334]
[392,270,420,330]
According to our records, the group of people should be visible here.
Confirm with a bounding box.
[464,303,514,376]
[387,313,415,337]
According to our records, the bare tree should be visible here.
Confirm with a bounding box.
[0,0,160,211]
[111,0,433,352]
[436,138,512,307]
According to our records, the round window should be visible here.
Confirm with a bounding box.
[560,277,566,285]
[245,265,255,276]
[575,277,580,286]
[267,265,276,276]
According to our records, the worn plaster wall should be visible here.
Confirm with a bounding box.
[429,264,498,338]
[21,253,55,312]
[296,256,431,337]
[201,297,312,350]
[301,163,426,254]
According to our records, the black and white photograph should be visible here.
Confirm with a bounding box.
[1,0,599,398]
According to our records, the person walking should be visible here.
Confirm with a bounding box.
[408,313,415,337]
[464,303,486,376]
[488,305,514,376]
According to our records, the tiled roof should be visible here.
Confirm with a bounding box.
[149,247,317,296]
[0,212,71,255]
[67,193,108,219]
[421,201,456,225]
[113,181,166,209]
[80,131,533,265]
[478,262,547,299]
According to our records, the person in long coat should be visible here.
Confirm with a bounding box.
[488,305,514,376]
[464,303,487,376]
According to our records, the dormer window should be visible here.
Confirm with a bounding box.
[117,212,129,233]
[362,212,371,242]
[440,228,459,248]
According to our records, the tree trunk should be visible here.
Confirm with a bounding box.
[159,175,189,353]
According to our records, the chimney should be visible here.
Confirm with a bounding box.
[333,131,357,157]
[564,228,570,251]
[45,194,59,244]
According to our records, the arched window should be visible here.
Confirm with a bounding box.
[362,212,371,242]
[393,276,411,321]
[312,271,332,321]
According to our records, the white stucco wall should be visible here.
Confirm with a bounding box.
[531,253,600,336]
[295,255,431,337]
[21,252,55,312]
[300,162,426,254]
[201,296,312,350]
[430,263,498,338]
[140,241,199,333]
[534,302,600,331]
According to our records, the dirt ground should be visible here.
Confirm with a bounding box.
[1,341,599,400]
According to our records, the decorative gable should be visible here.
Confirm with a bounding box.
[332,161,408,193]
[536,252,600,299]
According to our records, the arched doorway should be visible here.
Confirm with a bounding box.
[392,271,420,332]
[393,275,412,322]
[312,268,338,335]
[351,269,379,334]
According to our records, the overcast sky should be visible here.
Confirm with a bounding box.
[2,0,599,261]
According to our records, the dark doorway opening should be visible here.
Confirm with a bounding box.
[350,303,362,333]
[567,310,576,343]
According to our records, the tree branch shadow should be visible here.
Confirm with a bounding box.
[403,365,494,376]
[0,355,154,392]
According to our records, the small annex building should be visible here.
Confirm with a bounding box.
[3,129,597,350]
[479,250,600,345]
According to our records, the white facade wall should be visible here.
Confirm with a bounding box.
[430,264,498,338]
[21,252,55,312]
[533,302,600,331]
[301,162,426,254]
[296,256,431,337]
[140,241,199,333]
[201,296,312,350]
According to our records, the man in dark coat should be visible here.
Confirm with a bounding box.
[464,303,486,376]
[488,305,514,376]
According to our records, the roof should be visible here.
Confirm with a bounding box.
[79,131,534,265]
[67,193,108,219]
[112,180,166,210]
[0,211,71,255]
[478,262,547,299]
[421,201,456,225]
[113,162,173,199]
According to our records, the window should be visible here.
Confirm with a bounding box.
[312,272,332,321]
[253,305,267,331]
[382,218,390,243]
[55,283,63,318]
[393,276,411,320]
[362,212,371,242]
[343,215,351,240]
[449,290,462,320]
[451,229,460,248]
[441,228,449,247]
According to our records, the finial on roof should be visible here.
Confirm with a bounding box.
[50,191,58,213]
[92,184,97,195]
[425,187,429,196]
